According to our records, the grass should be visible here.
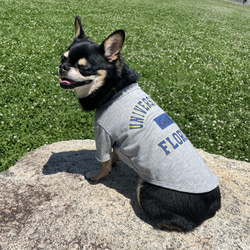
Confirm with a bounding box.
[0,0,249,172]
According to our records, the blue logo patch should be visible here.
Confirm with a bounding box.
[154,113,174,130]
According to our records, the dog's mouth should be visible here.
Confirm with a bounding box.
[59,77,92,89]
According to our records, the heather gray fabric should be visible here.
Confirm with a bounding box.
[94,83,219,193]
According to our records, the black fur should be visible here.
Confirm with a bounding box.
[78,58,140,111]
[60,17,139,111]
[138,180,221,231]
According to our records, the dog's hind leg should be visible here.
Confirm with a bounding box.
[137,180,195,231]
[137,179,220,232]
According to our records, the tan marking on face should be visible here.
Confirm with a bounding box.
[75,70,107,98]
[63,51,69,58]
[95,70,107,88]
[78,58,87,66]
[66,68,87,82]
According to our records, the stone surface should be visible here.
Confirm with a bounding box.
[0,139,249,249]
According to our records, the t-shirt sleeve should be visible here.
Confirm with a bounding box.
[94,123,112,162]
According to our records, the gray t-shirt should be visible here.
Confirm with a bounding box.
[94,83,219,193]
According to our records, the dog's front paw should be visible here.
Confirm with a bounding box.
[86,171,100,181]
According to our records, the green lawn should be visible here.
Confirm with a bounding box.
[0,0,249,171]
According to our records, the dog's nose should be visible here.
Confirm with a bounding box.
[60,64,70,72]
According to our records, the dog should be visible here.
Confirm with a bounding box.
[59,16,221,232]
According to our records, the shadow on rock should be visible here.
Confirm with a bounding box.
[42,149,155,228]
[43,149,97,175]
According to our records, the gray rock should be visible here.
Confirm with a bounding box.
[0,140,249,249]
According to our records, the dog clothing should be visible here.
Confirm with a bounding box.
[94,83,219,193]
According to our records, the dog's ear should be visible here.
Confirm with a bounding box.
[101,30,125,62]
[74,16,87,40]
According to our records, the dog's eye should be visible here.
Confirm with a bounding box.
[78,63,90,71]
[78,58,88,70]
[78,64,87,69]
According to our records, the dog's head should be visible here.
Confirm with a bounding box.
[59,16,139,111]
[60,16,128,96]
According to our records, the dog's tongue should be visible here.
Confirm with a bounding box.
[59,78,76,85]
